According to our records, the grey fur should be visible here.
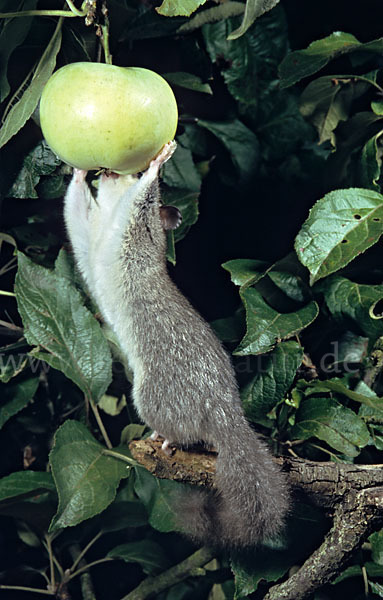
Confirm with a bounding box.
[64,143,289,548]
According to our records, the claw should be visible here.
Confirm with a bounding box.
[161,438,175,456]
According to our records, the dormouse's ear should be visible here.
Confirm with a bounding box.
[159,205,182,230]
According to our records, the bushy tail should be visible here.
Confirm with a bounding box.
[173,420,290,548]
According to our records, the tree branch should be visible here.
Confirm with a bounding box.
[264,487,383,600]
[120,546,216,600]
[129,438,383,599]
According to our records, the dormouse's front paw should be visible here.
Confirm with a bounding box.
[73,168,88,183]
[148,141,177,177]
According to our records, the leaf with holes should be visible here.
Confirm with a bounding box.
[15,253,112,403]
[295,188,383,284]
[291,397,370,457]
[234,287,319,355]
[49,421,131,531]
[318,275,383,345]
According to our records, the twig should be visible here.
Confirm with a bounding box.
[68,557,114,581]
[102,448,138,466]
[120,546,216,600]
[68,543,99,600]
[89,398,112,449]
[44,534,56,592]
[70,532,103,574]
[264,487,383,600]
[0,319,23,332]
[0,585,54,595]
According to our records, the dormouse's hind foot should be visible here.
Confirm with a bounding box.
[161,438,175,456]
[149,432,175,456]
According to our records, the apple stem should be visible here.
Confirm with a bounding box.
[100,2,113,64]
[101,24,112,64]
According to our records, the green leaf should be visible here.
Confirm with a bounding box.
[161,187,199,244]
[359,134,382,191]
[0,377,39,429]
[227,0,280,40]
[319,276,383,344]
[291,397,370,456]
[0,341,30,383]
[7,141,61,198]
[370,529,383,566]
[202,19,257,106]
[235,287,318,355]
[120,424,146,445]
[36,174,66,199]
[299,76,368,146]
[241,341,303,423]
[370,581,383,597]
[372,100,383,115]
[0,0,37,103]
[98,394,127,417]
[279,32,383,88]
[108,540,171,574]
[162,143,201,192]
[176,2,245,35]
[162,72,212,94]
[222,259,270,288]
[99,501,148,532]
[334,562,383,584]
[301,378,383,415]
[156,0,207,17]
[198,119,260,184]
[325,112,383,189]
[0,471,55,505]
[211,312,244,344]
[15,253,112,403]
[295,188,383,284]
[49,421,131,531]
[0,18,62,149]
[133,467,179,533]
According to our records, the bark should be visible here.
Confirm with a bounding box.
[129,438,383,600]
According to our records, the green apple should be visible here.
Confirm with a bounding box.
[39,62,178,174]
